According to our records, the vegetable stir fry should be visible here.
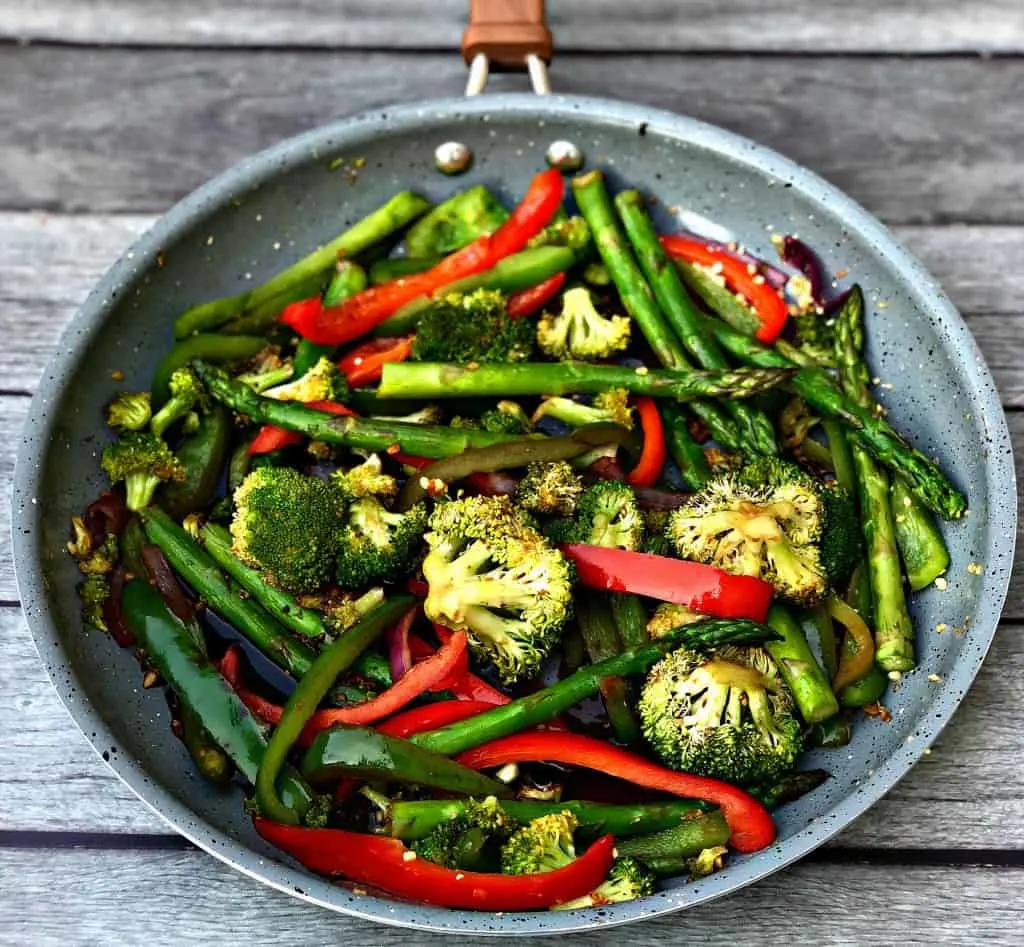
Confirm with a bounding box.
[68,166,964,912]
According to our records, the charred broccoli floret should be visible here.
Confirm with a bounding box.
[553,857,656,911]
[297,586,385,636]
[79,574,110,632]
[332,453,397,501]
[422,495,573,684]
[66,516,119,576]
[639,644,803,784]
[106,392,152,432]
[448,403,531,435]
[546,480,644,551]
[150,367,208,437]
[412,289,534,364]
[820,482,861,585]
[687,846,729,880]
[532,389,634,430]
[515,462,584,517]
[413,796,518,871]
[528,216,591,253]
[536,286,631,360]
[231,466,343,593]
[335,498,428,590]
[101,431,185,511]
[263,356,349,404]
[668,457,832,606]
[500,811,579,875]
[646,602,706,639]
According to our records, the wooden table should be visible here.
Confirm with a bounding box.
[2,2,1022,942]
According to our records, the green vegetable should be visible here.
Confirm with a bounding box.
[256,595,414,824]
[404,186,509,257]
[152,335,266,405]
[553,857,655,910]
[765,605,840,724]
[412,289,534,364]
[262,356,349,405]
[410,796,517,871]
[335,498,428,589]
[501,812,579,875]
[413,619,779,757]
[674,259,761,337]
[421,495,574,685]
[368,256,441,284]
[838,664,888,708]
[638,643,803,784]
[179,705,233,784]
[532,389,634,431]
[609,593,650,650]
[661,402,713,490]
[536,286,631,361]
[892,476,950,591]
[101,432,185,512]
[514,461,584,517]
[293,261,369,374]
[218,272,324,336]
[78,574,110,631]
[106,392,152,432]
[616,811,731,877]
[545,480,644,551]
[160,405,231,519]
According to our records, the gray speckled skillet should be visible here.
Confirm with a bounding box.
[11,91,1016,935]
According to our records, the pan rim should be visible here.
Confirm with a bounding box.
[11,92,1017,935]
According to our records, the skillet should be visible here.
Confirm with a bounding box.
[11,0,1016,935]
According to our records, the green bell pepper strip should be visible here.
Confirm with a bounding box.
[179,705,234,784]
[255,595,414,825]
[369,256,442,284]
[159,405,232,519]
[300,727,510,797]
[172,191,431,339]
[152,334,266,405]
[404,186,509,258]
[838,664,889,708]
[121,580,316,815]
[141,507,317,678]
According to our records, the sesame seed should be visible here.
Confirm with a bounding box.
[455,873,465,880]
[928,673,942,683]
[746,263,758,276]
[903,496,912,507]
[419,477,430,489]
[934,577,948,591]
[887,670,902,682]
[634,365,649,376]
[352,887,367,896]
[836,268,850,279]
[111,370,124,381]
[710,262,725,275]
[877,300,890,310]
[752,274,766,286]
[967,562,984,575]
[935,623,948,633]
[352,357,364,366]
[273,241,281,251]
[402,850,417,862]
[922,748,932,756]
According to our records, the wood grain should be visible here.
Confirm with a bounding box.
[0,846,1021,946]
[4,0,1022,53]
[1,47,1022,222]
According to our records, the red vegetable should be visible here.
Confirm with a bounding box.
[779,235,825,309]
[560,543,773,621]
[506,272,566,318]
[247,399,357,455]
[413,628,511,706]
[338,335,414,387]
[376,699,495,739]
[457,732,776,854]
[282,170,564,345]
[625,397,665,488]
[254,819,616,910]
[661,234,789,343]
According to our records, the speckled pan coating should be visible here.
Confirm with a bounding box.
[11,95,1016,935]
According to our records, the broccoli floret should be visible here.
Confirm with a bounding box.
[422,496,573,684]
[686,845,728,880]
[668,457,830,606]
[554,857,656,911]
[532,389,634,430]
[66,516,119,576]
[413,289,535,364]
[236,347,294,392]
[480,403,532,435]
[528,216,591,253]
[501,811,579,875]
[106,392,152,432]
[101,432,185,512]
[297,586,386,635]
[639,644,803,784]
[371,405,446,426]
[536,287,631,361]
[79,574,110,632]
[150,367,208,437]
[263,357,349,404]
[515,462,584,517]
[332,453,397,501]
[646,602,706,639]
[335,498,428,590]
[231,466,343,593]
[413,796,518,871]
[820,482,861,585]
[551,480,644,551]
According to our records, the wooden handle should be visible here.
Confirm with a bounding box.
[462,0,553,69]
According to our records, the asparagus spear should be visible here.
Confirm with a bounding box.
[833,289,915,671]
[377,361,793,402]
[173,191,431,339]
[701,315,967,520]
[615,190,778,457]
[571,171,744,454]
[660,402,713,490]
[765,605,840,723]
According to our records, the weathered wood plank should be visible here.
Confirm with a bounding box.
[2,597,1023,844]
[1,47,1022,222]
[4,0,1023,53]
[0,847,1020,945]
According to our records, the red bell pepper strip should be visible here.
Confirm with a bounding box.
[457,732,775,854]
[247,399,357,455]
[254,819,616,910]
[625,397,665,488]
[506,272,566,318]
[377,699,495,739]
[338,335,415,387]
[412,628,511,706]
[660,234,789,343]
[281,170,564,345]
[560,543,774,622]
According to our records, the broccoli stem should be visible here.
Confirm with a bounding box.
[172,191,431,339]
[141,507,316,678]
[833,290,915,672]
[660,402,713,490]
[701,314,967,520]
[765,605,840,724]
[413,618,778,757]
[378,361,793,403]
[615,190,779,458]
[196,363,526,459]
[576,595,642,744]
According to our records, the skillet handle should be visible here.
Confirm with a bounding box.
[462,0,552,95]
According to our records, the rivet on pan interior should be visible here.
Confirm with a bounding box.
[434,141,473,175]
[545,140,584,172]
